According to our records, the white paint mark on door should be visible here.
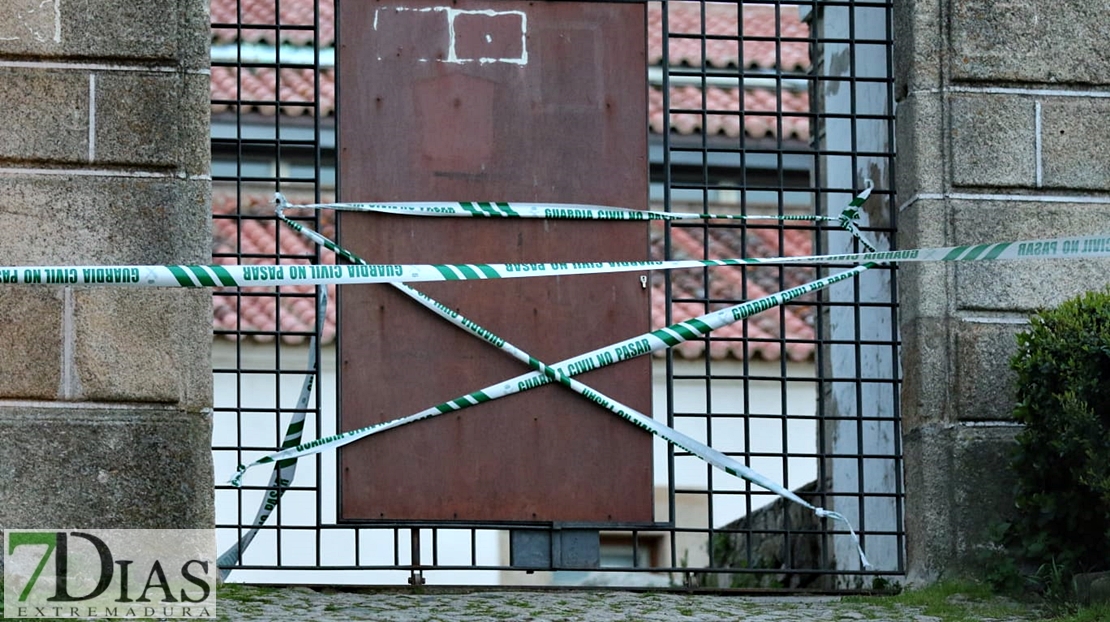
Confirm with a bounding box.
[372,6,528,65]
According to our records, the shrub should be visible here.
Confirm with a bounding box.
[1006,287,1110,575]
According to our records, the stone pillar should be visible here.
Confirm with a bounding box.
[896,0,1110,582]
[0,0,214,552]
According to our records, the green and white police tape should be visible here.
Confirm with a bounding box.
[215,286,325,579]
[275,194,852,223]
[227,263,876,567]
[216,188,875,573]
[3,231,1108,289]
[234,192,882,572]
[9,186,1101,575]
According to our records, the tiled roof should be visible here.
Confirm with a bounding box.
[211,0,334,46]
[210,0,806,71]
[209,1,811,139]
[650,85,809,140]
[210,2,817,359]
[647,3,809,71]
[211,70,808,140]
[212,192,338,344]
[651,223,816,361]
[211,66,333,117]
[212,192,817,361]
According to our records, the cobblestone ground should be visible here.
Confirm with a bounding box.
[216,586,1044,622]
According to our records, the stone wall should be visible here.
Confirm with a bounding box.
[697,481,825,589]
[0,0,214,554]
[896,0,1110,582]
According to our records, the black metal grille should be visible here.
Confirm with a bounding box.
[210,0,901,588]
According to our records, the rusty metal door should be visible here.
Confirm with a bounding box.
[337,0,652,522]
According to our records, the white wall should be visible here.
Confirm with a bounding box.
[658,358,817,528]
[212,341,818,585]
[213,341,499,585]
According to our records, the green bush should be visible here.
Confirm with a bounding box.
[1006,287,1110,575]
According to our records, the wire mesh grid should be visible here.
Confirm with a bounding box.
[209,0,902,588]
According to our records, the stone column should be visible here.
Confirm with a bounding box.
[896,0,1110,582]
[0,0,214,552]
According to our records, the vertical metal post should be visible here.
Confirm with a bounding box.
[408,529,425,586]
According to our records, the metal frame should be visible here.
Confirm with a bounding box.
[210,0,902,589]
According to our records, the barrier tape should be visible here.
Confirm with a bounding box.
[216,286,324,579]
[276,193,848,223]
[235,195,883,483]
[275,184,877,261]
[217,189,876,574]
[391,280,873,569]
[76,183,1102,574]
[4,230,1108,291]
[227,261,877,562]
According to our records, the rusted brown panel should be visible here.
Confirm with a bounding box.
[338,0,651,523]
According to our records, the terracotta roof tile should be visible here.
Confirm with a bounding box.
[211,66,334,117]
[650,222,816,361]
[647,3,809,71]
[649,85,809,139]
[212,191,337,344]
[211,0,334,46]
[212,69,804,138]
[210,2,817,357]
[212,192,819,361]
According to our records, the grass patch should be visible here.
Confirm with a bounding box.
[218,582,286,602]
[840,580,1110,621]
[503,597,535,609]
[842,580,1030,621]
[1053,604,1110,622]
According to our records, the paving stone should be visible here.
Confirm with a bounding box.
[211,586,1044,622]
